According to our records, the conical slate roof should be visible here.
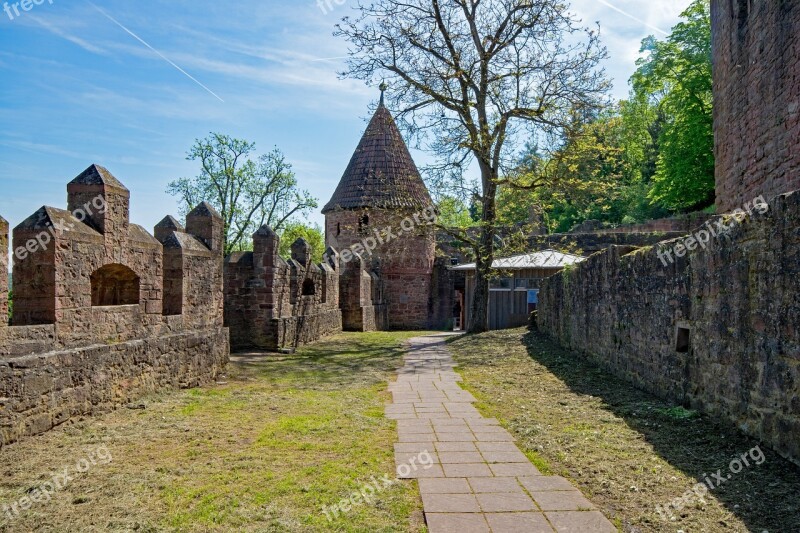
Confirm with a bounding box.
[322,100,433,213]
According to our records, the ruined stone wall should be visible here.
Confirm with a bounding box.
[337,251,388,332]
[538,191,800,464]
[325,208,435,329]
[0,165,229,447]
[0,216,7,324]
[224,227,343,351]
[712,0,800,213]
[0,328,228,448]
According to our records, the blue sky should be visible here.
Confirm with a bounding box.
[0,0,691,234]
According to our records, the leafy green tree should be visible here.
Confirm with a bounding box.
[630,0,713,211]
[168,133,318,255]
[278,222,325,264]
[436,196,477,229]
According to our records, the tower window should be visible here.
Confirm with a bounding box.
[359,214,370,235]
[336,222,341,236]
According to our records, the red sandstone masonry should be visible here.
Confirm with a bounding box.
[0,165,229,448]
[538,191,800,465]
[224,226,343,351]
[712,0,800,213]
[325,208,435,330]
[0,216,7,324]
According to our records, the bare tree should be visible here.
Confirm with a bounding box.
[336,0,608,332]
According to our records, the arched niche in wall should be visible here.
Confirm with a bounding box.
[91,264,140,306]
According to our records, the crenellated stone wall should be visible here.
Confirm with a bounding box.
[0,165,229,448]
[224,226,343,351]
[712,0,800,213]
[538,191,800,464]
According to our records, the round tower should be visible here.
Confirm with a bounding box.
[323,86,436,329]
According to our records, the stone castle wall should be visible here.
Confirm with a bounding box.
[538,191,800,464]
[712,0,800,212]
[224,227,343,351]
[0,165,229,448]
[325,208,435,329]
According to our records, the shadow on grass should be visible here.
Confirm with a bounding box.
[228,332,437,388]
[518,328,800,531]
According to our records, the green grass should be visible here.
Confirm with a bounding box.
[447,328,800,533]
[0,331,428,532]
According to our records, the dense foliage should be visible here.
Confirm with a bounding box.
[444,0,712,234]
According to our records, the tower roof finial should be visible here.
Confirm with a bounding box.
[379,81,388,106]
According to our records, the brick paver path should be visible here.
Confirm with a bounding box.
[388,334,617,533]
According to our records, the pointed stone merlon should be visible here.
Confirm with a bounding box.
[154,215,185,244]
[253,225,280,262]
[291,238,312,267]
[0,215,7,326]
[323,246,339,271]
[186,202,223,254]
[67,164,130,241]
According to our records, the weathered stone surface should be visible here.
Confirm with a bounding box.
[1,168,229,446]
[538,192,800,464]
[224,226,343,351]
[712,1,800,212]
[326,208,435,329]
[0,329,228,448]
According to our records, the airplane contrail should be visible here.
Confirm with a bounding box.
[87,2,225,102]
[597,0,670,36]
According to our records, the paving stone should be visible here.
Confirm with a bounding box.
[518,476,576,492]
[438,452,485,464]
[489,463,541,477]
[397,464,445,479]
[545,511,616,532]
[475,442,519,452]
[418,477,472,494]
[421,493,482,513]
[435,441,478,452]
[390,337,612,532]
[467,477,525,494]
[485,512,555,532]
[396,451,440,465]
[425,513,490,533]
[395,442,435,454]
[437,432,477,442]
[476,492,538,512]
[480,450,530,464]
[530,491,596,511]
[443,463,494,478]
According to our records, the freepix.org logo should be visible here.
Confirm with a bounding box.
[4,0,54,21]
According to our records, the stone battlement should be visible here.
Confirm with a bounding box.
[224,227,347,351]
[0,165,229,448]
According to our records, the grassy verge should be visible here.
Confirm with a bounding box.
[0,331,427,532]
[447,328,800,533]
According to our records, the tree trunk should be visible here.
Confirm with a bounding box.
[468,247,492,333]
[467,168,497,333]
